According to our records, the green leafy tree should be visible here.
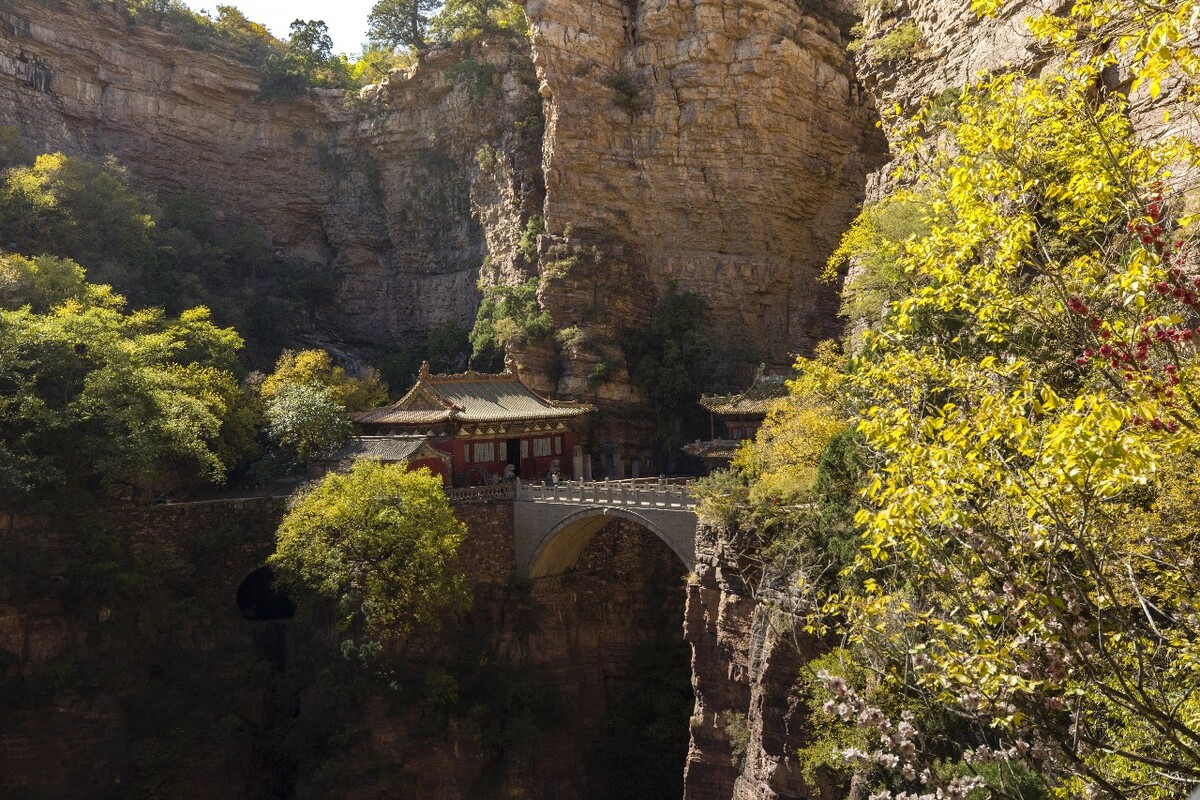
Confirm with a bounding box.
[0,153,156,270]
[270,459,470,642]
[368,0,440,49]
[0,252,95,311]
[349,43,415,84]
[0,254,246,505]
[429,0,525,43]
[469,277,551,370]
[259,19,348,98]
[287,19,334,68]
[260,348,388,411]
[622,282,712,463]
[211,5,275,59]
[264,383,352,462]
[0,151,321,365]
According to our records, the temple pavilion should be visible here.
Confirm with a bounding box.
[684,371,789,471]
[349,362,594,486]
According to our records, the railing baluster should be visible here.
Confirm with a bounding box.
[512,478,696,510]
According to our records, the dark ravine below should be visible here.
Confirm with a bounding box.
[0,505,694,799]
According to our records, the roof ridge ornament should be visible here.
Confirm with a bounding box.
[419,360,432,380]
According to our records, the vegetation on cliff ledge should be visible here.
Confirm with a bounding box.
[367,0,526,51]
[0,252,251,504]
[0,148,334,364]
[706,1,1200,797]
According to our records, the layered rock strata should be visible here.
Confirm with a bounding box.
[853,0,1197,187]
[0,0,543,351]
[511,0,887,410]
[683,523,827,800]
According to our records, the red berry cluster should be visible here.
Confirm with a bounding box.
[1130,189,1190,267]
[1067,296,1194,432]
[1152,266,1200,307]
[1059,193,1199,434]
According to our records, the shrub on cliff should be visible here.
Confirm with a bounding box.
[258,20,355,99]
[622,282,717,464]
[368,0,526,52]
[270,459,471,644]
[469,277,551,370]
[368,0,441,49]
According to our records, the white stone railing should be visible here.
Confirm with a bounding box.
[516,478,696,510]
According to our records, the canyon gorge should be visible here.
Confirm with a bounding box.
[1,0,1194,798]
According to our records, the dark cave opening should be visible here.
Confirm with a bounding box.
[237,566,295,622]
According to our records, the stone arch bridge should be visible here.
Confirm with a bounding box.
[511,479,698,578]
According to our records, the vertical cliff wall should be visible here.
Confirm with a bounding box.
[0,0,343,263]
[682,523,828,800]
[0,0,543,354]
[514,0,886,400]
[328,37,545,351]
[853,0,1197,190]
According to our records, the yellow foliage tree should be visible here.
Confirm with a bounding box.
[270,459,470,644]
[791,1,1200,796]
[260,348,388,412]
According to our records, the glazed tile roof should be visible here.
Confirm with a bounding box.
[326,436,451,463]
[699,373,789,417]
[350,408,453,426]
[351,363,594,427]
[684,440,743,461]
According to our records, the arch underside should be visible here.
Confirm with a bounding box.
[526,506,694,579]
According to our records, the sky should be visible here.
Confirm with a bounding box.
[195,0,376,55]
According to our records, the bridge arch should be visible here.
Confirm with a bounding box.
[523,506,695,578]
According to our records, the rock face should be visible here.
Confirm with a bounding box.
[0,0,542,352]
[0,1,339,262]
[332,37,545,350]
[682,523,826,800]
[0,0,890,458]
[516,0,886,399]
[853,0,1197,185]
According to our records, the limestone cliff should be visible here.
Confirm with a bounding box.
[0,0,542,353]
[682,522,828,800]
[0,0,891,463]
[330,37,544,350]
[514,0,887,409]
[852,0,1197,187]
